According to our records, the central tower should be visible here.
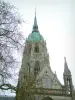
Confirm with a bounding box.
[22,12,51,88]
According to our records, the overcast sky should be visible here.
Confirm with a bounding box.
[3,0,75,87]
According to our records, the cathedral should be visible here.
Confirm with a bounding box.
[16,12,74,100]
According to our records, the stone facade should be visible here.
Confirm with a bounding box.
[16,13,74,100]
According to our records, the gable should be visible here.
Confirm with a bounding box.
[37,66,54,80]
[37,66,62,89]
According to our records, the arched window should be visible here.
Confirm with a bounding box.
[34,61,40,76]
[27,62,30,76]
[28,44,32,54]
[67,77,70,85]
[34,43,39,53]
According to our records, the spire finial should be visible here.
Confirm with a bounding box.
[64,57,71,75]
[35,8,36,16]
[64,57,66,60]
[32,8,38,32]
[64,57,66,62]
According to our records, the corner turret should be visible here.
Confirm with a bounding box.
[64,57,71,76]
[63,57,73,96]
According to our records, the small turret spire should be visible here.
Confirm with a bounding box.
[63,57,73,95]
[64,57,66,61]
[32,9,38,32]
[64,57,71,75]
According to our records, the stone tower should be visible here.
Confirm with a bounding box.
[16,12,74,100]
[63,57,73,96]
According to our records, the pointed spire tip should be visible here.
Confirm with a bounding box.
[32,8,38,32]
[64,57,66,62]
[35,7,36,15]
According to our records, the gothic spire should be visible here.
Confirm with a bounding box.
[32,9,38,32]
[64,57,71,75]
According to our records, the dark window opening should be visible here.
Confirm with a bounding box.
[24,74,26,79]
[46,71,47,73]
[34,61,40,76]
[67,77,68,81]
[27,62,31,76]
[34,44,39,53]
[29,44,32,54]
[29,47,31,54]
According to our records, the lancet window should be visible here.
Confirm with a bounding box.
[29,44,32,54]
[34,61,40,76]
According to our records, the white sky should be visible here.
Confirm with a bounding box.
[4,0,75,87]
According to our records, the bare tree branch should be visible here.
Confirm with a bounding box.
[0,83,16,91]
[0,0,24,92]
